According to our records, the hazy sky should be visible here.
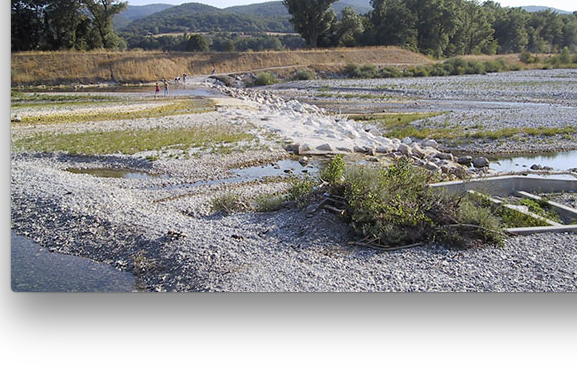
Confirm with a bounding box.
[126,0,576,12]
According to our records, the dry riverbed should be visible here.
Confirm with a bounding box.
[10,71,577,292]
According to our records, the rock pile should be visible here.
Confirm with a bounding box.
[206,79,492,177]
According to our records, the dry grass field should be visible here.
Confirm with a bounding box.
[11,46,435,86]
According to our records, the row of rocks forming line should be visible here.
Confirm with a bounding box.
[206,79,493,178]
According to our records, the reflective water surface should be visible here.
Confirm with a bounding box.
[11,232,135,292]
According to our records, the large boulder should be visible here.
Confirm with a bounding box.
[473,156,490,168]
[397,143,412,156]
[457,155,473,166]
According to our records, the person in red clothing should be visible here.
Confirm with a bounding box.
[155,82,160,97]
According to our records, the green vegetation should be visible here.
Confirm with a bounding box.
[252,72,278,86]
[211,192,248,215]
[293,69,316,80]
[320,154,344,185]
[517,198,562,223]
[350,112,576,142]
[350,112,442,129]
[344,58,510,80]
[11,92,123,107]
[12,125,254,155]
[12,0,127,51]
[13,98,215,125]
[255,193,288,212]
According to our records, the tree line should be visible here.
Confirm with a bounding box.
[284,0,577,56]
[11,0,127,51]
[11,0,577,56]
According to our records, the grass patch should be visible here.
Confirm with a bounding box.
[11,92,122,106]
[14,98,215,125]
[211,192,248,215]
[350,112,442,128]
[13,124,254,155]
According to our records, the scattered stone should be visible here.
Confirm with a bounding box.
[473,156,490,168]
[336,146,354,153]
[397,144,411,156]
[435,152,453,161]
[425,162,439,171]
[457,156,473,166]
[411,144,425,158]
[423,139,438,148]
[402,137,413,145]
[12,116,22,122]
[316,143,334,152]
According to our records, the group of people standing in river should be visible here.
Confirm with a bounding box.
[155,73,187,97]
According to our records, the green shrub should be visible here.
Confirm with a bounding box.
[465,60,485,74]
[410,65,430,77]
[345,63,361,77]
[320,154,345,185]
[359,64,379,78]
[255,193,287,212]
[560,47,571,64]
[293,69,315,80]
[519,51,537,64]
[428,63,449,76]
[483,60,503,73]
[287,177,316,206]
[253,72,277,86]
[211,192,247,214]
[379,66,403,78]
[341,159,437,246]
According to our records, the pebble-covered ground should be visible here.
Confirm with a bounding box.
[270,69,577,154]
[10,70,577,292]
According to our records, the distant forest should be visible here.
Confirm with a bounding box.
[11,0,577,57]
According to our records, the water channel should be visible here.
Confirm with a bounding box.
[11,232,135,292]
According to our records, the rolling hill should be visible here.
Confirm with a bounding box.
[118,1,374,35]
[521,5,572,14]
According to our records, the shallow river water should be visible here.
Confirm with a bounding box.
[11,232,135,292]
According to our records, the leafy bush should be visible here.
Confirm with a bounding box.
[560,47,572,64]
[211,192,246,214]
[428,63,449,76]
[293,69,315,80]
[255,193,287,212]
[483,60,503,73]
[253,72,277,86]
[519,51,538,64]
[345,63,361,77]
[379,66,403,78]
[465,61,485,74]
[404,65,429,77]
[316,158,505,248]
[341,159,438,246]
[287,177,316,206]
[359,64,379,78]
[320,154,345,185]
[345,63,379,78]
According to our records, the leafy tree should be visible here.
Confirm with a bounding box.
[81,0,127,49]
[450,0,494,55]
[282,0,338,48]
[186,34,209,52]
[493,7,529,53]
[369,0,418,50]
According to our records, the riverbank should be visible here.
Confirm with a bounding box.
[10,69,577,292]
